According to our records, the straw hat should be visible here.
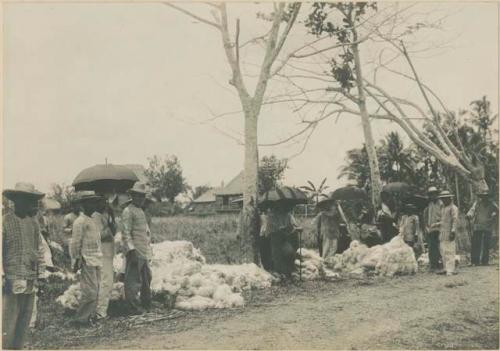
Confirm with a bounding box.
[427,186,439,194]
[74,190,102,202]
[128,182,148,195]
[438,190,454,198]
[3,182,45,201]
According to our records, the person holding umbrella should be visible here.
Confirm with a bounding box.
[437,191,459,276]
[121,182,153,314]
[423,187,443,271]
[2,182,46,349]
[466,190,498,266]
[69,191,103,327]
[262,201,302,279]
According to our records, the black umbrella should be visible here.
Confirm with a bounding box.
[259,186,308,209]
[381,182,415,197]
[330,185,368,202]
[403,194,428,211]
[73,164,139,193]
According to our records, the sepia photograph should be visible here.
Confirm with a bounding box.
[2,1,499,349]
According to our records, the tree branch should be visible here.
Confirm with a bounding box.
[163,3,221,30]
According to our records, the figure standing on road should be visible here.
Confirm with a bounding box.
[438,191,459,276]
[423,187,443,271]
[93,197,116,320]
[466,190,498,266]
[314,200,342,259]
[264,202,301,279]
[69,191,103,327]
[122,182,153,315]
[2,182,46,349]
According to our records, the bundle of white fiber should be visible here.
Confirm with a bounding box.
[293,248,322,280]
[417,253,429,266]
[292,248,339,281]
[59,240,274,311]
[324,236,418,277]
[375,236,417,276]
[56,283,82,310]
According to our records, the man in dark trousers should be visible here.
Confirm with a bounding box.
[466,190,498,266]
[423,187,443,271]
[2,182,46,349]
[122,182,153,314]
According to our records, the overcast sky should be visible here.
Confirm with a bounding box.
[3,2,498,194]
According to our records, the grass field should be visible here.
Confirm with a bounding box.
[148,213,477,264]
[149,214,317,264]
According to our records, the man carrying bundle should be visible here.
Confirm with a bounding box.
[437,191,459,276]
[2,182,46,349]
[122,183,153,314]
[466,190,498,266]
[423,186,443,271]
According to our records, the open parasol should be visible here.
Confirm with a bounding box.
[73,164,139,193]
[330,185,368,202]
[403,194,428,211]
[258,186,308,209]
[381,182,416,197]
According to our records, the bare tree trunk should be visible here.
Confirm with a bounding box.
[352,39,382,210]
[241,105,261,264]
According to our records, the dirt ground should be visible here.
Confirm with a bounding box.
[31,264,499,350]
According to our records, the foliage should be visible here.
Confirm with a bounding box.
[258,155,288,194]
[145,155,190,203]
[305,2,377,92]
[339,97,498,210]
[300,178,329,204]
[48,183,76,213]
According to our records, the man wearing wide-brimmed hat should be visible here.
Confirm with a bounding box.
[438,191,459,276]
[466,189,498,266]
[2,182,46,349]
[423,186,443,271]
[121,182,153,314]
[69,191,103,326]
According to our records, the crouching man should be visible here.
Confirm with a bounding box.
[69,191,103,327]
[122,183,153,315]
[2,183,46,349]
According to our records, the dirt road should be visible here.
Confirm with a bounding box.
[82,265,498,350]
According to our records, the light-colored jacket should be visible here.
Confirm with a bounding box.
[423,200,443,233]
[70,214,102,267]
[440,204,459,241]
[121,204,152,259]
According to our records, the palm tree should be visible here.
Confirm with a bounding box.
[300,178,329,205]
[337,146,372,189]
[378,132,418,183]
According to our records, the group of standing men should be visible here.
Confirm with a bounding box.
[2,181,155,349]
[423,187,497,275]
[312,185,497,277]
